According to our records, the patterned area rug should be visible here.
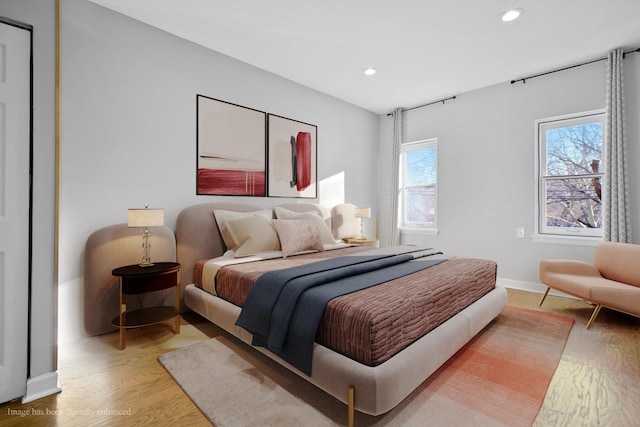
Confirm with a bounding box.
[159,306,573,426]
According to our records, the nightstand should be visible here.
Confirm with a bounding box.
[111,262,181,350]
[343,237,380,248]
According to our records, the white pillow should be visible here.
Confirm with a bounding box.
[213,209,272,251]
[273,207,335,244]
[226,215,280,257]
[272,218,324,258]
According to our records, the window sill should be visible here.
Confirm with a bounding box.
[533,233,601,247]
[400,227,439,236]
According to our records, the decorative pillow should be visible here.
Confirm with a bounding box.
[273,207,335,244]
[274,206,319,219]
[213,209,272,251]
[226,215,280,257]
[272,218,324,258]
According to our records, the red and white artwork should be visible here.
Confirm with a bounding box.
[197,95,266,196]
[268,114,317,198]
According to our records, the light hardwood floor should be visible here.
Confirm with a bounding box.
[1,289,638,426]
[511,289,640,427]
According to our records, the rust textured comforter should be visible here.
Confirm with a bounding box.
[204,247,496,366]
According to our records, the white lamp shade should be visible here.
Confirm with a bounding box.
[128,208,164,227]
[354,207,371,219]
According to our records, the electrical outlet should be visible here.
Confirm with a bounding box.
[516,227,525,238]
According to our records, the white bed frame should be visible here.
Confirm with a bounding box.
[175,202,507,422]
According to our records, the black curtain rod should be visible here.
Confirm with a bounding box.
[387,95,457,116]
[511,47,640,85]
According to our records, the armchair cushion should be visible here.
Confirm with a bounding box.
[595,242,640,287]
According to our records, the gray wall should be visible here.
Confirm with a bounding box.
[58,0,379,342]
[378,55,640,289]
[0,0,57,384]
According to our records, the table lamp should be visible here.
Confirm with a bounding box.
[354,207,371,239]
[128,204,164,267]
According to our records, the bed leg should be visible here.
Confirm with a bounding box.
[539,286,551,306]
[586,304,602,329]
[348,385,355,427]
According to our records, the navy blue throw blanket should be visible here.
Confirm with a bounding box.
[235,247,445,375]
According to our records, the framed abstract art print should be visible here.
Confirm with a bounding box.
[196,95,266,196]
[267,114,317,198]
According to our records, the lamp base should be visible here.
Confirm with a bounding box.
[139,228,154,267]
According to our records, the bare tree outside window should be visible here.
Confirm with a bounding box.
[537,111,605,237]
[400,139,437,228]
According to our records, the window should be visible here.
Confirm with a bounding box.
[536,110,605,238]
[400,139,437,230]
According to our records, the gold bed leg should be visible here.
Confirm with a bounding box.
[348,385,355,427]
[586,304,602,329]
[539,286,551,306]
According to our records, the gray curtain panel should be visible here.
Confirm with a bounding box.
[388,108,402,246]
[604,48,632,243]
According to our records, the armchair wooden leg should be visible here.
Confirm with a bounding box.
[539,286,551,306]
[586,304,602,329]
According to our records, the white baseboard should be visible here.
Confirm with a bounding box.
[22,371,62,404]
[497,277,576,299]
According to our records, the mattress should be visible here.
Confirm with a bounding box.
[196,246,497,367]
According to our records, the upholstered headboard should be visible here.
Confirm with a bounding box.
[84,223,176,336]
[331,203,360,239]
[175,202,263,299]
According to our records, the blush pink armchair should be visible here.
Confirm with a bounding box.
[539,242,640,328]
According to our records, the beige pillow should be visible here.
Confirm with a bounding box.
[213,209,272,251]
[272,218,324,258]
[273,206,319,219]
[273,207,335,244]
[226,215,280,257]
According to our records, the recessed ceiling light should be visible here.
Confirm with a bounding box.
[501,8,523,22]
[363,68,376,76]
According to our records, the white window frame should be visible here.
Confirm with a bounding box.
[534,109,605,244]
[399,138,438,234]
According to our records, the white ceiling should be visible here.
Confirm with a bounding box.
[89,0,640,114]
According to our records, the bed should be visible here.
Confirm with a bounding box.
[176,202,507,423]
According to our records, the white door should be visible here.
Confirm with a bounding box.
[0,20,31,404]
